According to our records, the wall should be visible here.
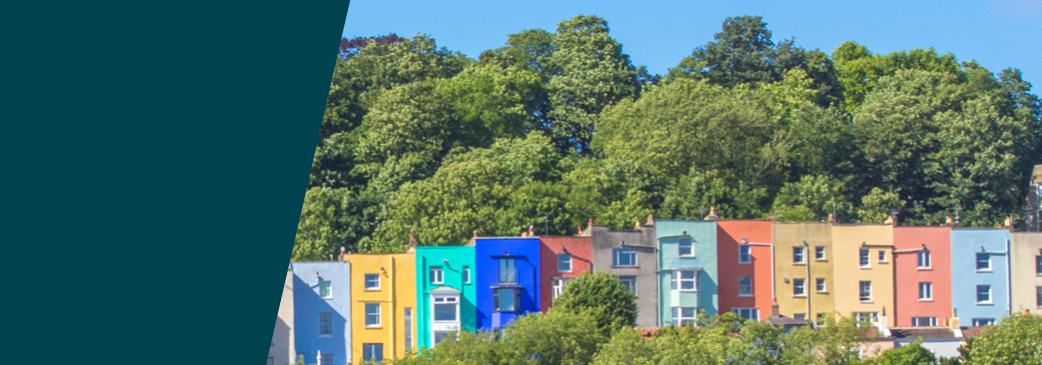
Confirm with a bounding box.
[342,253,415,363]
[893,226,952,326]
[414,246,475,350]
[894,339,962,359]
[588,224,659,327]
[292,262,351,365]
[270,266,295,365]
[772,222,834,322]
[474,237,541,331]
[717,220,773,321]
[656,220,718,325]
[950,229,1010,325]
[832,224,894,326]
[539,236,592,312]
[1010,233,1042,314]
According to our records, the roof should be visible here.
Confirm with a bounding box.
[960,326,988,338]
[763,315,814,326]
[666,257,705,270]
[889,327,956,339]
[429,285,460,295]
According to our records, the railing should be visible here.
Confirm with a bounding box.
[497,269,518,283]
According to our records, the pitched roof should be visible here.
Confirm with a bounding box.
[762,316,814,326]
[960,326,988,338]
[889,327,956,339]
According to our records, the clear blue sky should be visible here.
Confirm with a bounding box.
[343,0,1041,87]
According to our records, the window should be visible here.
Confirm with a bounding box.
[365,274,380,290]
[434,331,456,344]
[320,354,333,365]
[976,253,991,271]
[919,282,932,301]
[793,278,806,296]
[878,250,887,263]
[613,249,637,267]
[738,277,752,296]
[1036,256,1041,275]
[463,266,470,284]
[557,254,572,272]
[671,307,697,326]
[365,303,381,327]
[552,278,572,300]
[671,270,698,291]
[732,308,759,321]
[859,248,870,267]
[319,280,332,299]
[976,285,991,304]
[498,258,517,283]
[738,245,751,263]
[678,237,694,257]
[430,266,444,284]
[794,313,806,320]
[363,344,383,363]
[816,313,826,324]
[493,288,519,312]
[815,246,826,260]
[1036,287,1041,308]
[793,247,805,264]
[816,278,826,292]
[319,312,332,336]
[404,308,413,350]
[859,281,872,302]
[912,317,937,327]
[853,312,878,323]
[971,318,995,326]
[618,276,637,294]
[918,250,932,269]
[434,296,458,321]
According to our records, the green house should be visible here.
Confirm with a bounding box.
[414,246,476,349]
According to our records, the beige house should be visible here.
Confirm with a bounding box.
[1010,233,1042,315]
[269,265,295,365]
[1029,165,1041,232]
[773,222,835,323]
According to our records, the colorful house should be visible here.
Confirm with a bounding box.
[950,229,1010,326]
[270,265,295,365]
[832,223,895,327]
[583,217,659,327]
[1009,232,1042,315]
[772,222,835,324]
[340,251,416,363]
[656,218,719,326]
[292,261,351,365]
[414,245,475,349]
[473,237,541,334]
[893,226,952,327]
[717,220,774,322]
[539,235,592,311]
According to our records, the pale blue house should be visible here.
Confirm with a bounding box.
[950,229,1010,327]
[656,220,719,326]
[292,262,351,365]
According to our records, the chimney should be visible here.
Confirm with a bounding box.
[945,216,954,226]
[884,215,895,225]
[949,308,960,329]
[704,206,718,220]
[771,301,780,318]
[827,213,836,223]
[473,231,478,238]
[588,218,594,229]
[635,220,641,229]
[1004,216,1013,229]
[528,225,535,237]
[578,226,582,235]
[646,214,655,226]
[406,235,417,253]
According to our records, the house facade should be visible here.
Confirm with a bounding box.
[340,253,415,363]
[656,219,719,325]
[832,224,894,327]
[773,222,835,324]
[717,220,774,322]
[893,226,952,327]
[292,262,351,365]
[538,236,592,312]
[1010,232,1042,315]
[950,229,1010,326]
[270,265,295,365]
[473,237,541,333]
[414,246,475,349]
[584,219,659,327]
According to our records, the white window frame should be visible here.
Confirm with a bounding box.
[976,285,992,304]
[432,296,459,322]
[678,237,695,257]
[552,277,572,300]
[816,278,827,292]
[362,343,383,363]
[976,253,991,272]
[918,250,932,269]
[493,287,519,312]
[732,307,760,321]
[404,307,413,350]
[911,317,937,327]
[853,311,878,323]
[793,278,806,297]
[859,281,872,302]
[319,280,332,299]
[738,276,752,297]
[463,266,470,284]
[364,274,380,290]
[671,306,698,326]
[794,313,806,320]
[738,245,751,264]
[319,311,332,336]
[878,250,887,263]
[320,354,333,365]
[365,302,382,327]
[557,253,573,272]
[793,246,805,264]
[613,249,637,267]
[919,282,933,301]
[971,318,995,326]
[859,248,870,268]
[430,266,444,284]
[671,270,698,292]
[815,246,826,261]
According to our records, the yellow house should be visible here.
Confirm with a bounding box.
[832,223,894,326]
[1010,232,1042,315]
[341,251,416,364]
[773,222,835,324]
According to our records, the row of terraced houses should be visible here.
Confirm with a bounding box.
[267,210,1042,365]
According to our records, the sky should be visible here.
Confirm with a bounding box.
[342,0,1041,87]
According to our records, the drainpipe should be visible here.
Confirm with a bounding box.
[389,256,396,358]
[804,241,811,320]
[1007,238,1012,316]
[745,241,775,301]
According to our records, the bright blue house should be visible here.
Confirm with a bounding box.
[655,220,719,326]
[472,237,541,334]
[292,262,351,365]
[950,229,1010,326]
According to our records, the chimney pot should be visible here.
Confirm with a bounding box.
[588,218,593,228]
[473,231,478,238]
[646,214,655,226]
[827,213,835,223]
[704,206,718,220]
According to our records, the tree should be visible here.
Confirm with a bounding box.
[778,315,874,365]
[389,330,504,365]
[338,33,405,60]
[292,187,349,261]
[500,310,606,365]
[770,174,853,222]
[869,339,936,365]
[552,271,638,337]
[965,313,1042,364]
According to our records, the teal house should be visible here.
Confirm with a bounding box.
[656,219,719,326]
[415,246,476,349]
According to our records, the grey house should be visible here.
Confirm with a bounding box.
[581,216,659,328]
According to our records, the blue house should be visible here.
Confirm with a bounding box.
[292,262,351,365]
[950,229,1010,326]
[655,220,719,326]
[472,237,541,334]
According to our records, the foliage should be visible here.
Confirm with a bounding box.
[292,187,349,261]
[964,313,1042,365]
[552,271,638,337]
[867,339,936,365]
[500,310,606,365]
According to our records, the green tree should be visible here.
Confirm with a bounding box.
[857,188,905,223]
[778,315,874,365]
[965,313,1042,365]
[868,339,936,365]
[552,271,638,337]
[770,174,853,222]
[292,187,349,261]
[500,310,606,365]
[659,169,770,220]
[390,330,504,365]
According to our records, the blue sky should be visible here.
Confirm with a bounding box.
[343,0,1041,87]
